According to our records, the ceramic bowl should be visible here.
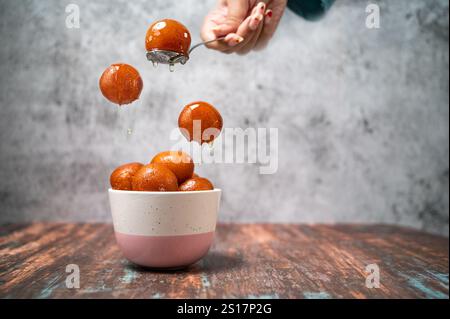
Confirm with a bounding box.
[108,188,221,269]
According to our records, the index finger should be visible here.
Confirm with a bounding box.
[200,16,232,51]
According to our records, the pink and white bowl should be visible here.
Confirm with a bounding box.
[109,188,221,269]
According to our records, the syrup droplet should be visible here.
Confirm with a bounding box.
[152,61,158,68]
[169,63,175,72]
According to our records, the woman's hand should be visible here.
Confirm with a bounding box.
[201,0,287,55]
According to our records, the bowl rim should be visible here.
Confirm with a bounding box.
[108,188,221,195]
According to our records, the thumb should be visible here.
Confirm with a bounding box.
[215,0,250,35]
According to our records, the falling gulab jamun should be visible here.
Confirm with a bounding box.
[178,101,223,144]
[151,151,194,184]
[99,63,143,105]
[145,19,191,58]
[131,163,178,192]
[110,162,144,190]
[179,177,214,191]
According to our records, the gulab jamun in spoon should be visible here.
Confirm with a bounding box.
[145,18,224,69]
[151,151,194,184]
[178,101,223,144]
[99,63,143,105]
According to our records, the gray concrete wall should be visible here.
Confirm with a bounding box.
[0,0,448,235]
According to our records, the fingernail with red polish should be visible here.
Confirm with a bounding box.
[228,36,244,46]
[264,10,273,24]
[259,2,266,13]
[250,13,264,30]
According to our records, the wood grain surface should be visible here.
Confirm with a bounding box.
[0,223,448,299]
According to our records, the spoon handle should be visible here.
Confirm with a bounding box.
[189,37,226,54]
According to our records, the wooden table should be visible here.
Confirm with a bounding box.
[0,223,448,299]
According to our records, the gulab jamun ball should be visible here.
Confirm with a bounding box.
[178,101,223,144]
[151,151,194,184]
[110,162,144,191]
[179,177,214,191]
[131,163,178,192]
[145,19,191,57]
[99,63,143,105]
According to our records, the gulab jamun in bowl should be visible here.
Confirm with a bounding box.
[108,155,221,269]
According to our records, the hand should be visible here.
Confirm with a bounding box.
[200,0,287,55]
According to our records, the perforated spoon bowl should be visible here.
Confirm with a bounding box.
[146,37,226,67]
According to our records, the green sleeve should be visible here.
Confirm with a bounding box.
[287,0,335,21]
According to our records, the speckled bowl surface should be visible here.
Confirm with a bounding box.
[109,188,221,268]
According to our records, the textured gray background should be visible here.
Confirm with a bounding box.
[0,0,448,235]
